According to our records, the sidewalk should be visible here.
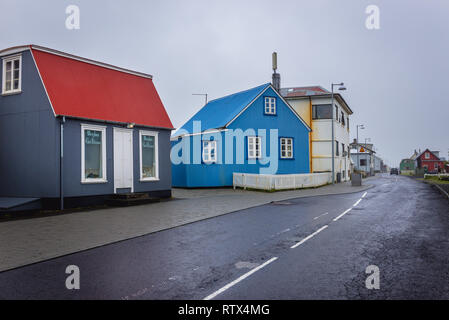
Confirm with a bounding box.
[0,181,373,272]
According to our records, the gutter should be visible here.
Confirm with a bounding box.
[60,116,65,210]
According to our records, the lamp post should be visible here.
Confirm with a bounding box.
[365,137,371,174]
[331,82,346,184]
[356,124,365,172]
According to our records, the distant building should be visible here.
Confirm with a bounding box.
[415,149,445,173]
[400,158,415,175]
[350,141,376,176]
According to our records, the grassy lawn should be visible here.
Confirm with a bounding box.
[420,176,449,185]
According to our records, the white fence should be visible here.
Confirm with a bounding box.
[233,172,332,191]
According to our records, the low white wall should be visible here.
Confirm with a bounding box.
[233,172,332,191]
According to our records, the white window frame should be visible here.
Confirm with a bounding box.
[2,54,22,95]
[202,140,217,163]
[139,130,159,181]
[264,97,276,115]
[425,152,430,159]
[248,136,262,159]
[280,138,293,159]
[81,124,107,183]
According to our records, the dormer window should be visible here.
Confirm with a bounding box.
[2,54,22,95]
[264,97,276,115]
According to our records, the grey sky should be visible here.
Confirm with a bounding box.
[1,0,448,166]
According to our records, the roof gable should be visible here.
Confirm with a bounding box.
[30,47,173,129]
[173,83,311,137]
[417,149,440,160]
[173,83,270,136]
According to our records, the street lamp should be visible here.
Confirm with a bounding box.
[356,124,365,172]
[364,137,371,173]
[331,82,346,184]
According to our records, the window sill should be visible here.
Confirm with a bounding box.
[1,90,22,96]
[140,178,160,182]
[81,179,108,184]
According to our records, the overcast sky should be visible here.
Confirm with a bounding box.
[1,0,448,166]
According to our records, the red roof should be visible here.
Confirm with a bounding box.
[31,47,173,129]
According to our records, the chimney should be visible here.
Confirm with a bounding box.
[272,52,280,91]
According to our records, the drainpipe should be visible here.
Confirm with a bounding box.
[60,116,66,210]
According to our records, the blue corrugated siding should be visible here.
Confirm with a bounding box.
[172,86,310,187]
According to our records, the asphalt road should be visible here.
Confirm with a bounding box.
[1,174,449,299]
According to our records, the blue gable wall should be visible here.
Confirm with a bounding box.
[172,86,310,187]
[0,50,60,198]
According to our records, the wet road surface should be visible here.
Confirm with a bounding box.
[1,174,448,299]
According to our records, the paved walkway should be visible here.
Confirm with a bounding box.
[0,180,374,272]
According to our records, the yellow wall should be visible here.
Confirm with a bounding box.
[288,99,312,127]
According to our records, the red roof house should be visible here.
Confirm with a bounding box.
[0,45,173,211]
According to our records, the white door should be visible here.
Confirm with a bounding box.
[113,128,134,193]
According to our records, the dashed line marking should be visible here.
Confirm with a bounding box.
[353,198,362,207]
[362,192,368,198]
[333,208,352,221]
[313,212,329,220]
[203,257,278,300]
[290,225,328,249]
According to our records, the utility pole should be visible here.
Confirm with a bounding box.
[331,82,346,184]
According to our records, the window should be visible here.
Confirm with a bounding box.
[280,138,293,159]
[264,97,276,114]
[2,55,22,94]
[434,163,438,170]
[140,130,159,180]
[425,152,430,159]
[335,140,339,156]
[360,159,367,166]
[81,124,107,183]
[347,117,350,130]
[341,112,345,125]
[312,104,332,119]
[248,136,261,159]
[341,143,345,156]
[335,105,339,121]
[202,140,217,163]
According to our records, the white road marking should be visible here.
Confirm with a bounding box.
[313,212,329,220]
[203,257,278,300]
[362,192,368,198]
[333,208,352,221]
[353,198,362,207]
[290,225,328,249]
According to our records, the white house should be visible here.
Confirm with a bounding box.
[280,86,353,182]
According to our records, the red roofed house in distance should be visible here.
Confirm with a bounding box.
[0,45,174,211]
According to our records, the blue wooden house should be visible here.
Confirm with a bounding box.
[171,83,311,187]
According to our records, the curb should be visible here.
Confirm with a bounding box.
[428,182,449,200]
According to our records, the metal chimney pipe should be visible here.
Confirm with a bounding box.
[272,52,280,91]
